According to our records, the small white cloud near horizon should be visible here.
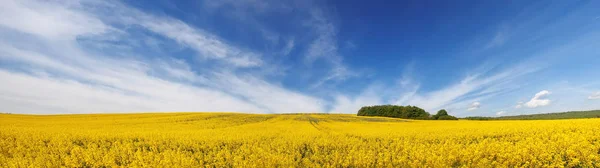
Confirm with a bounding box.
[525,90,551,108]
[515,101,523,109]
[467,102,480,111]
[588,92,600,100]
[496,111,506,116]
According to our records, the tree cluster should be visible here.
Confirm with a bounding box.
[357,105,457,120]
[431,109,458,120]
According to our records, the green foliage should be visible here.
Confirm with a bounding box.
[357,105,430,119]
[436,109,448,116]
[462,116,495,120]
[437,115,458,120]
[462,110,600,120]
[432,109,450,120]
[357,106,458,120]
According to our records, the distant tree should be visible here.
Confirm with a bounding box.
[436,109,448,116]
[462,116,495,120]
[431,109,458,120]
[432,109,448,120]
[356,105,431,120]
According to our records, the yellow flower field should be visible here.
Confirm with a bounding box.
[1,113,599,167]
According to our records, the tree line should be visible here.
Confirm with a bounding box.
[464,110,600,120]
[357,105,457,120]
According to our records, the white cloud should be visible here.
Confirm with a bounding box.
[525,90,551,108]
[0,70,264,114]
[0,0,108,40]
[0,0,324,114]
[496,111,506,116]
[329,95,381,114]
[329,87,383,113]
[588,92,600,100]
[1,0,263,68]
[467,102,481,111]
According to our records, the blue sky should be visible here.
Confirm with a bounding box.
[0,0,599,116]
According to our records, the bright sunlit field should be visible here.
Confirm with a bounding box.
[1,113,600,167]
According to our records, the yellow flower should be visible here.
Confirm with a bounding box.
[0,113,599,167]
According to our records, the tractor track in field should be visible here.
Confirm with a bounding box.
[295,115,331,132]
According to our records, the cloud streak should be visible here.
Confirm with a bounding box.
[0,0,323,114]
[396,65,537,113]
[305,8,355,87]
[515,102,523,109]
[467,102,481,111]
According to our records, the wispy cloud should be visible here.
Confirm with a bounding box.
[304,9,338,64]
[280,38,295,56]
[202,0,356,86]
[305,8,355,87]
[0,0,322,114]
[467,102,481,111]
[139,18,263,67]
[108,3,264,68]
[398,65,537,113]
[202,0,289,47]
[210,72,324,113]
[515,102,523,109]
[0,69,264,114]
[344,61,537,116]
[483,30,508,50]
[0,0,108,40]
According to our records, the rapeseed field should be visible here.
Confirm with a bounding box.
[1,113,599,167]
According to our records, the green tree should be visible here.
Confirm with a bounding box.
[436,109,448,116]
[432,109,445,120]
[432,109,458,120]
[356,105,432,120]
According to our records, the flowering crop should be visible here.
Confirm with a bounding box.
[1,113,599,167]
